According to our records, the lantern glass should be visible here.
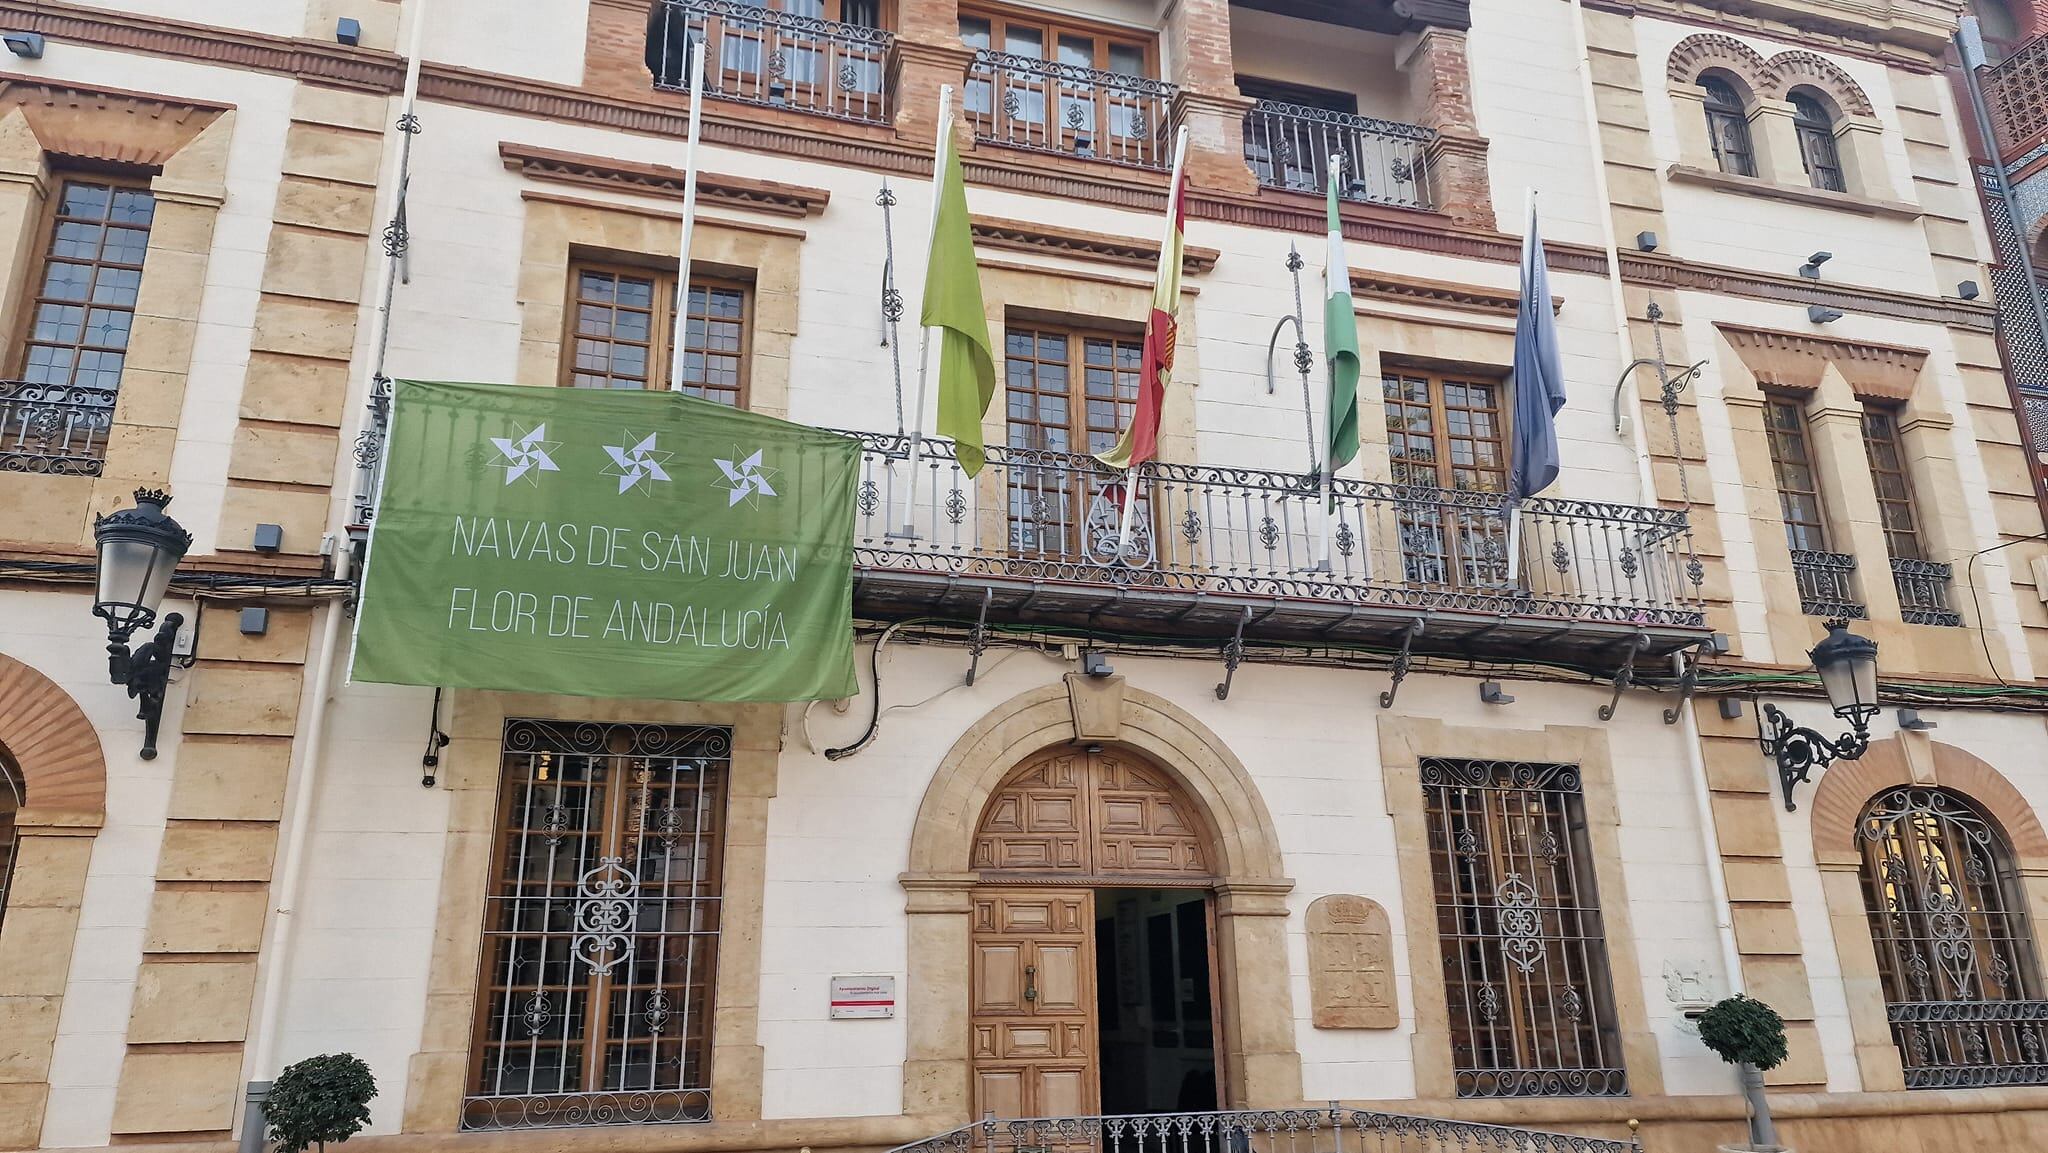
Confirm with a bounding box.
[1810,623,1879,723]
[91,490,192,641]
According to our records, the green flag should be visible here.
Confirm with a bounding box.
[350,380,858,702]
[1324,170,1360,472]
[923,127,996,475]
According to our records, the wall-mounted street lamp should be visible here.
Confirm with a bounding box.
[1757,619,1879,811]
[92,489,193,760]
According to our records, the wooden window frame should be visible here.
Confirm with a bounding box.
[1763,393,1832,554]
[11,172,156,392]
[1700,73,1758,179]
[1002,320,1145,559]
[958,4,1156,77]
[1790,88,1847,194]
[1234,76,1358,116]
[1380,368,1510,494]
[561,260,752,408]
[1860,404,1925,561]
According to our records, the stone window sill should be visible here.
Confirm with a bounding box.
[1666,164,1923,220]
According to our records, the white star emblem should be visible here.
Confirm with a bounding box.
[488,423,561,485]
[713,448,779,508]
[602,431,674,495]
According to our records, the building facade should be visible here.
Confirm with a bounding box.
[5,1,2048,1151]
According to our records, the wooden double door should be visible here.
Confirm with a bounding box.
[967,748,1218,1119]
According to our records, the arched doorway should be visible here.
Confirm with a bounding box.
[968,745,1221,1119]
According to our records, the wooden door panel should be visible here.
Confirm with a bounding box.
[971,888,1097,1119]
[1032,941,1086,1012]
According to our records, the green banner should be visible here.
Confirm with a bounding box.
[351,380,857,702]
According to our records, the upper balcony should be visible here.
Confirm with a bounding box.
[845,433,1710,666]
[631,0,1481,222]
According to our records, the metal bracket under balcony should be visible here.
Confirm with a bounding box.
[848,434,1711,670]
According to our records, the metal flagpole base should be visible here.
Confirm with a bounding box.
[885,525,921,541]
[1299,561,1333,575]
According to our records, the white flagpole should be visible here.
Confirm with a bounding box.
[1115,126,1190,560]
[1506,187,1535,583]
[895,84,954,539]
[668,40,708,391]
[1315,153,1341,573]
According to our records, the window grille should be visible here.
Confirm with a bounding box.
[1858,786,2048,1088]
[464,720,730,1130]
[1790,90,1846,193]
[1421,758,1628,1098]
[1701,76,1756,178]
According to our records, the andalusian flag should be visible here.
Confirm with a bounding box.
[1098,163,1189,470]
[1323,161,1360,472]
[923,118,995,475]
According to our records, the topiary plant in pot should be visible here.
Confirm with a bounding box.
[1696,994,1790,1152]
[265,1053,377,1153]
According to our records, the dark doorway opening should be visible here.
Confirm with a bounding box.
[1094,888,1217,1115]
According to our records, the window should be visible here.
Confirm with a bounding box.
[1764,396,1830,553]
[1004,323,1141,557]
[0,756,20,933]
[650,0,889,119]
[1860,407,1923,561]
[1421,758,1627,1099]
[1383,371,1509,587]
[1238,77,1362,195]
[1790,88,1846,193]
[1700,75,1757,178]
[566,265,749,406]
[1856,786,2047,1089]
[960,7,1161,164]
[465,720,729,1130]
[18,179,154,393]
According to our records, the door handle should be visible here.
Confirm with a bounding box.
[1024,964,1038,1002]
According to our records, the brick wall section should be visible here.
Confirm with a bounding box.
[1162,0,1236,96]
[1405,29,1493,229]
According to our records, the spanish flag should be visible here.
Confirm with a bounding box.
[1097,158,1188,470]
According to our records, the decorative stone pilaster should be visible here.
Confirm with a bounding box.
[888,39,976,149]
[1172,90,1258,194]
[1401,28,1491,227]
[1212,881,1303,1107]
[1670,86,1716,169]
[1747,100,1806,186]
[1835,116,1890,200]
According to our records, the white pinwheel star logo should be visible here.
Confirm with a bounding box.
[712,448,779,509]
[488,423,561,486]
[602,431,674,495]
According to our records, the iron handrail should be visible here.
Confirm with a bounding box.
[650,0,893,125]
[887,1105,1642,1153]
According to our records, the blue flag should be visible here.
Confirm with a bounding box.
[1509,199,1566,502]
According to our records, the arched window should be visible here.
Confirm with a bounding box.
[0,755,20,932]
[1790,88,1846,193]
[1857,786,2048,1088]
[1701,74,1756,178]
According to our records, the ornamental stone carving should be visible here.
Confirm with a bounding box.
[1307,895,1398,1029]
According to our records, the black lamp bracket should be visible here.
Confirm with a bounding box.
[1758,700,1870,812]
[111,610,191,761]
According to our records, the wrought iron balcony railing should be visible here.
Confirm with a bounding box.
[965,50,1177,169]
[650,0,892,125]
[888,1106,1641,1153]
[0,380,117,476]
[1243,101,1435,210]
[1889,1000,2048,1089]
[1891,556,1963,627]
[1790,549,1865,619]
[849,434,1706,631]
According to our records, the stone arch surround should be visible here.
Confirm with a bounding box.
[1808,735,2048,1092]
[0,651,107,1150]
[900,679,1300,1118]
